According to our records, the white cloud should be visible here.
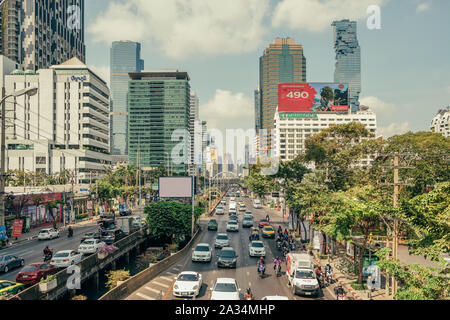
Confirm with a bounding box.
[88,0,269,60]
[200,89,254,133]
[416,1,432,12]
[377,122,411,138]
[90,65,110,86]
[272,0,386,32]
[360,96,395,117]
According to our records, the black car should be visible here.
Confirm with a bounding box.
[217,247,238,268]
[208,220,218,231]
[103,229,126,244]
[80,232,102,243]
[0,255,25,273]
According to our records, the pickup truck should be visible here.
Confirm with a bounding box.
[286,253,320,297]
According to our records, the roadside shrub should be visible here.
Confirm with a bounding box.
[350,282,367,291]
[106,269,130,290]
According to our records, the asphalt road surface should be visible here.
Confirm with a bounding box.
[166,195,336,300]
[0,223,100,283]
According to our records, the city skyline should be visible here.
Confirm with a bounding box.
[84,0,450,138]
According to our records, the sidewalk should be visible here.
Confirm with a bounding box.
[3,216,100,248]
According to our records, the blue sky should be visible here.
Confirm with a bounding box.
[84,0,450,137]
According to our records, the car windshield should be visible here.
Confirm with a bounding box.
[214,283,237,292]
[195,246,210,252]
[220,250,236,258]
[230,216,237,220]
[0,256,5,261]
[40,230,49,234]
[217,235,228,240]
[264,227,273,231]
[105,232,114,236]
[228,221,237,225]
[209,220,217,224]
[83,240,95,245]
[244,217,253,221]
[252,242,264,248]
[178,274,198,281]
[21,266,38,272]
[296,270,315,279]
[260,220,268,223]
[54,252,70,258]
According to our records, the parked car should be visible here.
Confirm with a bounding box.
[80,232,102,243]
[242,217,254,228]
[262,226,275,238]
[192,243,212,262]
[210,278,240,300]
[0,280,25,295]
[258,219,270,228]
[226,221,239,232]
[173,271,203,298]
[249,241,266,257]
[214,233,230,248]
[103,229,126,245]
[38,228,60,240]
[50,250,83,268]
[78,239,106,255]
[0,255,24,273]
[15,263,59,286]
[208,220,218,231]
[217,247,238,268]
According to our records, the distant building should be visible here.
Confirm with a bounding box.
[430,107,450,138]
[0,0,86,71]
[274,108,377,168]
[189,91,200,176]
[4,57,111,184]
[127,70,191,175]
[110,41,144,163]
[332,20,361,113]
[258,38,307,154]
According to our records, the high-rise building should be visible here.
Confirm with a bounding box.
[258,38,306,154]
[0,0,86,71]
[430,107,450,138]
[201,121,208,177]
[189,91,199,175]
[4,57,111,183]
[127,70,191,175]
[254,86,261,132]
[110,41,144,163]
[332,19,361,113]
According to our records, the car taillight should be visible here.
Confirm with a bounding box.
[50,260,54,263]
[0,264,2,267]
[64,259,69,262]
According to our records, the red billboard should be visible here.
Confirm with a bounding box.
[278,83,349,113]
[12,219,24,238]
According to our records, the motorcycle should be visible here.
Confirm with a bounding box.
[258,264,266,279]
[245,288,253,300]
[290,241,296,251]
[316,272,325,288]
[325,271,334,285]
[68,228,73,238]
[274,264,282,277]
[337,293,346,300]
[43,250,53,262]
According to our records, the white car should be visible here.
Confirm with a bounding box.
[230,197,235,202]
[226,221,239,232]
[253,199,262,209]
[262,296,289,300]
[215,233,230,248]
[249,241,266,257]
[244,211,253,219]
[215,206,225,215]
[50,250,83,268]
[38,228,60,240]
[173,271,203,298]
[78,239,106,255]
[210,278,241,300]
[192,243,212,262]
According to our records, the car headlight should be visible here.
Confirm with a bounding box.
[174,285,179,290]
[193,285,198,290]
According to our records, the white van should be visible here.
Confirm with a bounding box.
[253,199,262,209]
[228,202,237,215]
[286,253,319,297]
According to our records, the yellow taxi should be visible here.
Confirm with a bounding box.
[248,227,260,241]
[0,280,25,296]
[262,226,275,238]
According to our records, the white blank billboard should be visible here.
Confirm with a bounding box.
[159,177,192,198]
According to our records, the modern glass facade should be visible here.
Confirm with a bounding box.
[127,71,190,175]
[110,41,144,157]
[332,20,361,113]
[258,38,306,154]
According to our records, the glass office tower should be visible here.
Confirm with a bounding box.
[110,41,144,160]
[127,71,190,174]
[332,20,361,113]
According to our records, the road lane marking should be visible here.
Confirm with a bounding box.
[145,286,162,294]
[136,292,155,300]
[152,280,170,288]
[159,276,173,282]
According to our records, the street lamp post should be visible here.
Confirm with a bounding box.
[0,86,38,227]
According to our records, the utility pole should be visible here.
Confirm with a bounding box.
[0,87,6,227]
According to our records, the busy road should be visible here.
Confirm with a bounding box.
[164,192,336,300]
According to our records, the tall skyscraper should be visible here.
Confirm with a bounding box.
[127,70,191,175]
[189,91,199,175]
[332,19,361,113]
[258,38,306,154]
[110,41,144,162]
[254,86,261,132]
[0,0,86,71]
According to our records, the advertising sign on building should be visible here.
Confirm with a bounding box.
[159,177,193,198]
[0,226,7,241]
[278,83,349,113]
[12,219,24,238]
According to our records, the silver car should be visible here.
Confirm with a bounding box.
[215,233,230,248]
